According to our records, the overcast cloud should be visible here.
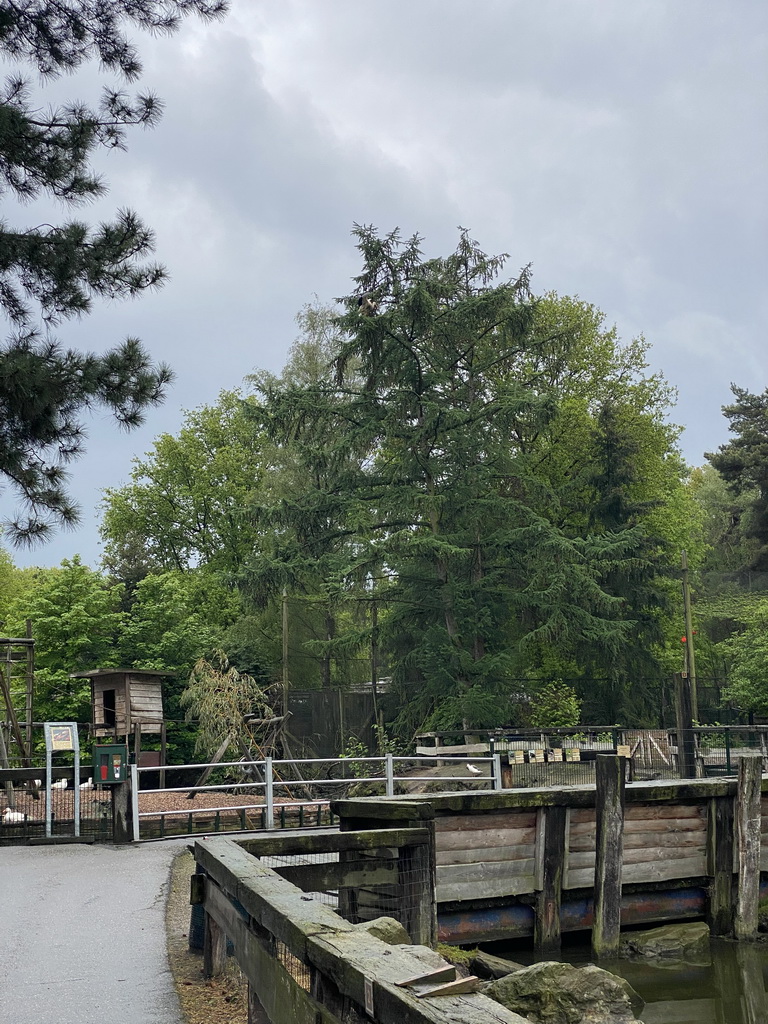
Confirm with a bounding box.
[4,0,767,567]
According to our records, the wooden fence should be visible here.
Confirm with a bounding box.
[193,833,524,1024]
[333,754,767,954]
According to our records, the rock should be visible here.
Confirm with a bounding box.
[621,921,710,960]
[485,961,642,1023]
[351,916,411,945]
[471,950,526,979]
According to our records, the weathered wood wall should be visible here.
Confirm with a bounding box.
[334,769,768,947]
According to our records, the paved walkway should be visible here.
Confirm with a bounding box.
[0,841,184,1024]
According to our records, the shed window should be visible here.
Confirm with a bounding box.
[103,689,116,728]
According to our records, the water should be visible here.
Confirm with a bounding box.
[489,935,768,1024]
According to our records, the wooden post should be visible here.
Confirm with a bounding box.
[159,721,167,790]
[24,619,34,763]
[281,586,289,717]
[133,721,142,765]
[112,778,132,844]
[0,722,16,809]
[674,672,697,779]
[681,549,699,721]
[398,830,438,946]
[707,796,735,935]
[203,911,227,978]
[734,753,762,940]
[592,754,625,959]
[535,805,566,951]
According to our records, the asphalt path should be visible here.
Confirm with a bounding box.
[0,841,184,1024]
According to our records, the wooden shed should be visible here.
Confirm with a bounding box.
[72,668,172,737]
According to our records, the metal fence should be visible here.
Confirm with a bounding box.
[132,753,502,841]
[0,766,114,844]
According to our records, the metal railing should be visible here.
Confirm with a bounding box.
[131,752,503,841]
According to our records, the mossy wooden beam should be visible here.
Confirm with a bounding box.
[591,754,626,959]
[237,827,430,858]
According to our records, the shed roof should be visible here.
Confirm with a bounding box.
[70,668,175,679]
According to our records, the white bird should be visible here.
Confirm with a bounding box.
[466,764,483,775]
[28,778,42,788]
[3,808,25,823]
[79,777,94,790]
[51,779,67,790]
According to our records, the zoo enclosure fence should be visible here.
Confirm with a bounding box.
[131,752,502,841]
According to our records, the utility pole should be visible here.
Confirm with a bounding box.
[281,587,289,717]
[681,550,698,721]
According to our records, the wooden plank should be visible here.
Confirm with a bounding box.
[239,828,430,859]
[436,844,536,866]
[434,812,537,832]
[570,815,705,837]
[204,879,339,1024]
[567,854,707,889]
[307,927,526,1023]
[570,828,705,853]
[276,860,397,892]
[567,845,705,871]
[195,839,355,959]
[569,803,706,824]
[735,754,762,939]
[436,827,536,851]
[437,874,537,902]
[437,859,537,886]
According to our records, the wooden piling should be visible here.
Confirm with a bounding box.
[203,910,227,978]
[734,753,762,940]
[592,754,625,959]
[706,795,734,935]
[535,805,567,951]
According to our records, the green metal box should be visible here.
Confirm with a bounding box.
[92,743,129,785]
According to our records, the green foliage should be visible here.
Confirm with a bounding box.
[181,652,275,761]
[101,391,263,575]
[707,385,768,571]
[527,681,582,729]
[244,228,694,735]
[720,599,768,715]
[0,1,227,542]
[4,555,124,721]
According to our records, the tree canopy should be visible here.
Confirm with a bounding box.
[0,0,227,542]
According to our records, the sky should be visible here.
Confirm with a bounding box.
[3,0,767,568]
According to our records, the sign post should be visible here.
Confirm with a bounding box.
[43,722,80,838]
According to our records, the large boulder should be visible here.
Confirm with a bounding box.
[621,922,710,961]
[485,961,642,1024]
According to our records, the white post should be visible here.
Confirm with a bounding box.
[493,753,503,791]
[131,763,140,842]
[385,753,395,797]
[264,756,275,829]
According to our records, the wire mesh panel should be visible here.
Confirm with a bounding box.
[0,769,114,844]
